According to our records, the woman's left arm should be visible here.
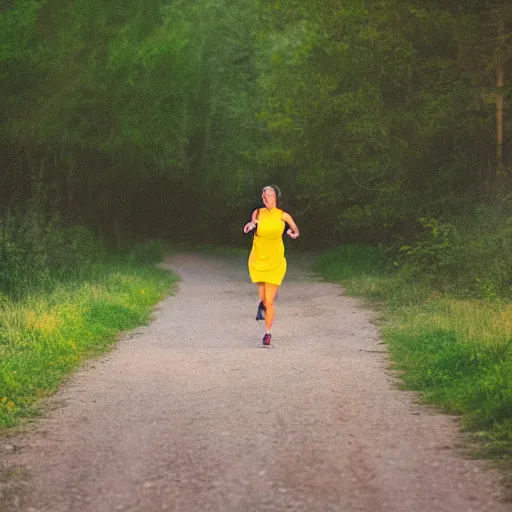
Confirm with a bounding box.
[282,212,300,239]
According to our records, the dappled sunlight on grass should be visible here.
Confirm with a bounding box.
[397,298,512,350]
[0,263,176,428]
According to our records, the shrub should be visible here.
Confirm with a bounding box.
[398,207,512,300]
[0,208,104,298]
[126,240,169,265]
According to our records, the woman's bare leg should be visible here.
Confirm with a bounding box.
[263,283,279,332]
[258,283,265,303]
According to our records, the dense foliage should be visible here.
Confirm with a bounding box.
[1,1,511,261]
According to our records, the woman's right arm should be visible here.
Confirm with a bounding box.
[243,208,259,233]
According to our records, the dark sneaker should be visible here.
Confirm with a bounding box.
[255,301,266,321]
[262,333,272,346]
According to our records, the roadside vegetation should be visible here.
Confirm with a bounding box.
[316,210,512,482]
[2,0,511,483]
[0,210,175,428]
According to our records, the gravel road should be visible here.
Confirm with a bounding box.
[0,252,508,511]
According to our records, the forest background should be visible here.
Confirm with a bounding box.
[1,0,512,482]
[2,0,512,283]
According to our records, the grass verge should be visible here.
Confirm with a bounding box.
[316,245,512,484]
[0,261,176,429]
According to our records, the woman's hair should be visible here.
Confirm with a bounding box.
[271,184,282,199]
[260,184,288,214]
[262,184,282,201]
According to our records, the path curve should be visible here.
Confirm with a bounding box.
[0,252,508,511]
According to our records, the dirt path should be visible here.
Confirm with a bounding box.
[0,252,508,511]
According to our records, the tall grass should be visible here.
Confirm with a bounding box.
[0,206,176,429]
[316,245,512,465]
[0,260,176,428]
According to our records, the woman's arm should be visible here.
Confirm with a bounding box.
[282,212,300,239]
[243,208,260,233]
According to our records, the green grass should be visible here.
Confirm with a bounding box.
[0,261,176,428]
[316,245,512,467]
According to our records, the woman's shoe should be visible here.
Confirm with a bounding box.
[255,301,266,321]
[262,333,272,345]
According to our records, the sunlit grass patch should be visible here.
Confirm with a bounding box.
[316,245,431,306]
[409,298,512,346]
[0,263,176,428]
[317,245,512,464]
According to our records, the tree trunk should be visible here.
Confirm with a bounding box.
[496,18,505,173]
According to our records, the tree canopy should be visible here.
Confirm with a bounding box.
[1,0,511,247]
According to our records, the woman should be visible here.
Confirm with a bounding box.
[243,185,300,345]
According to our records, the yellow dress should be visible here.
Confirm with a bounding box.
[248,208,287,285]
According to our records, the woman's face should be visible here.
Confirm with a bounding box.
[262,187,277,209]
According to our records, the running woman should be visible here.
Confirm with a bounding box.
[243,185,300,345]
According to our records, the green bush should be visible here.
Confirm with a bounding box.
[49,225,106,275]
[0,207,105,299]
[399,207,512,300]
[0,209,53,297]
[126,239,169,265]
